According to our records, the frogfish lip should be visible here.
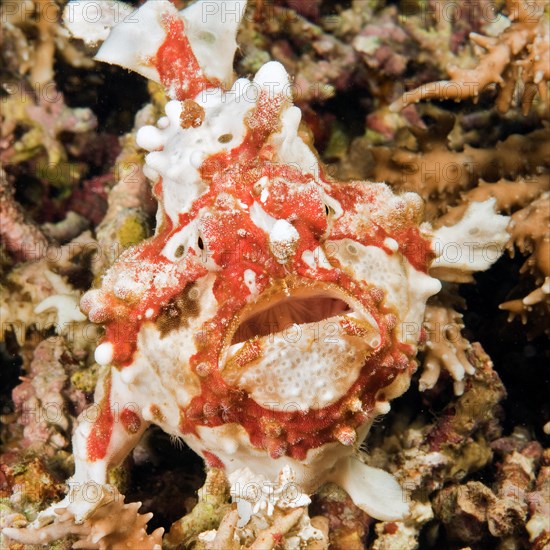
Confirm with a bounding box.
[218,278,382,409]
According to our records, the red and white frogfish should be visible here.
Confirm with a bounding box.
[4,0,510,546]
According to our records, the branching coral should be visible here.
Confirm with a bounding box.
[163,467,327,549]
[201,506,312,550]
[367,121,550,220]
[501,192,550,327]
[332,107,549,213]
[0,231,98,353]
[438,176,550,333]
[3,485,164,549]
[392,0,550,114]
[1,0,94,86]
[420,297,473,395]
[399,0,486,77]
[435,174,550,226]
[332,108,549,330]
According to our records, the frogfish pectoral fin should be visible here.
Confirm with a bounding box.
[328,456,410,521]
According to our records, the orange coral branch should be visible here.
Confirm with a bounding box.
[507,192,550,278]
[436,174,550,226]
[420,299,473,395]
[392,0,549,114]
[500,192,550,330]
[369,124,550,219]
[431,174,549,331]
[205,509,239,550]
[3,486,164,549]
[248,508,305,550]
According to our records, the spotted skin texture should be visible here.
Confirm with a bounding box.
[82,143,435,455]
[75,6,443,483]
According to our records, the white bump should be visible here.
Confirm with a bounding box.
[95,342,113,366]
[165,100,183,121]
[253,61,290,97]
[375,401,391,415]
[269,219,300,263]
[157,116,169,129]
[321,390,334,402]
[136,125,164,151]
[384,237,399,252]
[221,437,238,454]
[250,201,277,233]
[243,269,258,296]
[121,368,136,385]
